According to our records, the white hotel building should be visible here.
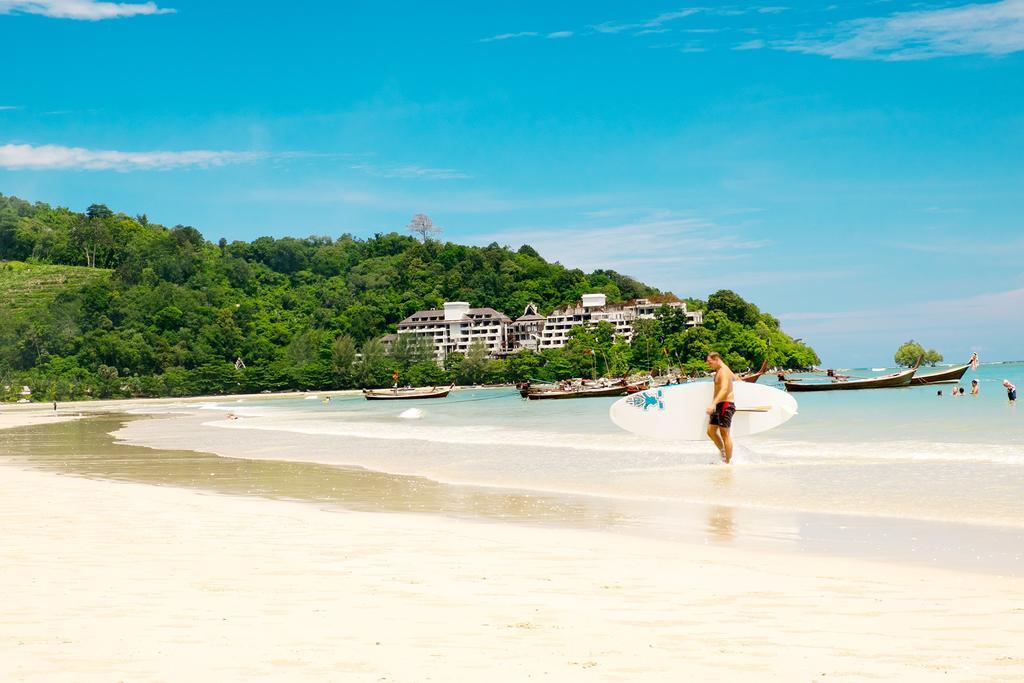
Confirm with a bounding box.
[532,293,701,350]
[394,302,512,362]
[393,294,702,361]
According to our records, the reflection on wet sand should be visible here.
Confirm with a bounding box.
[707,506,736,542]
[706,469,736,541]
[0,416,624,531]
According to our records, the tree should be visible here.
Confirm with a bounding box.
[894,340,943,367]
[655,304,689,336]
[390,333,433,369]
[406,360,448,386]
[356,338,389,387]
[707,289,760,327]
[459,340,489,385]
[86,204,113,221]
[505,349,542,382]
[70,214,111,268]
[407,214,441,242]
[331,334,357,385]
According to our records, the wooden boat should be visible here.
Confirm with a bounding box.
[520,378,634,400]
[738,358,770,384]
[625,381,650,394]
[909,362,971,386]
[524,383,630,400]
[363,384,454,400]
[784,367,917,392]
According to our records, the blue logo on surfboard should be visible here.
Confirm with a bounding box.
[627,389,664,412]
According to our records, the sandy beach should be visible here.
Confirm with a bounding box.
[2,405,1024,681]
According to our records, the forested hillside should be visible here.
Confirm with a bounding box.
[0,193,819,400]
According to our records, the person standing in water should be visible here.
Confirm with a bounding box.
[705,352,736,464]
[1004,380,1017,404]
[971,379,979,396]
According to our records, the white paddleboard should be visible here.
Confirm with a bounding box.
[609,382,798,441]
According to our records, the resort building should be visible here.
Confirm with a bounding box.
[508,303,547,352]
[393,294,703,361]
[395,301,512,362]
[535,294,702,350]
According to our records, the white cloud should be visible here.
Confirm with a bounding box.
[783,0,1024,60]
[350,163,471,181]
[592,8,701,35]
[733,39,765,50]
[479,31,539,42]
[480,210,766,278]
[0,143,263,171]
[0,105,20,111]
[781,288,1024,338]
[0,0,174,20]
[480,29,574,42]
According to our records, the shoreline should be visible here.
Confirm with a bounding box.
[2,463,1023,680]
[0,383,505,411]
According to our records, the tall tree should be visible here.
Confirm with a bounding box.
[331,334,357,384]
[407,214,441,242]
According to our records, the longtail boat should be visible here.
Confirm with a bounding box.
[363,383,454,400]
[784,367,917,392]
[520,378,636,400]
[909,362,971,386]
[625,381,651,394]
[738,358,770,384]
[524,383,631,400]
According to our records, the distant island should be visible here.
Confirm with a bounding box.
[0,193,819,400]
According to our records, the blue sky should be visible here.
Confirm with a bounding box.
[2,0,1022,365]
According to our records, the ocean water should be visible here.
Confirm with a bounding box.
[124,362,1024,530]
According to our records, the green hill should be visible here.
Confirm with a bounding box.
[0,192,819,400]
[0,261,110,321]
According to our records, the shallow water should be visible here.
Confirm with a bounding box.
[123,363,1024,529]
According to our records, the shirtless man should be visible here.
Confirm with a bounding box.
[705,351,736,464]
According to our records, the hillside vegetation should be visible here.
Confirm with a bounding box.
[0,193,819,400]
[0,261,110,320]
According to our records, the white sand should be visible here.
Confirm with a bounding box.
[1,465,1022,682]
[0,406,83,431]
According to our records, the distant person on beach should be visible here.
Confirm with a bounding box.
[971,380,979,396]
[52,401,57,412]
[705,352,735,465]
[1004,380,1017,404]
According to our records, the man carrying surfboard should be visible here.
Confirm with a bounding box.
[705,352,736,464]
